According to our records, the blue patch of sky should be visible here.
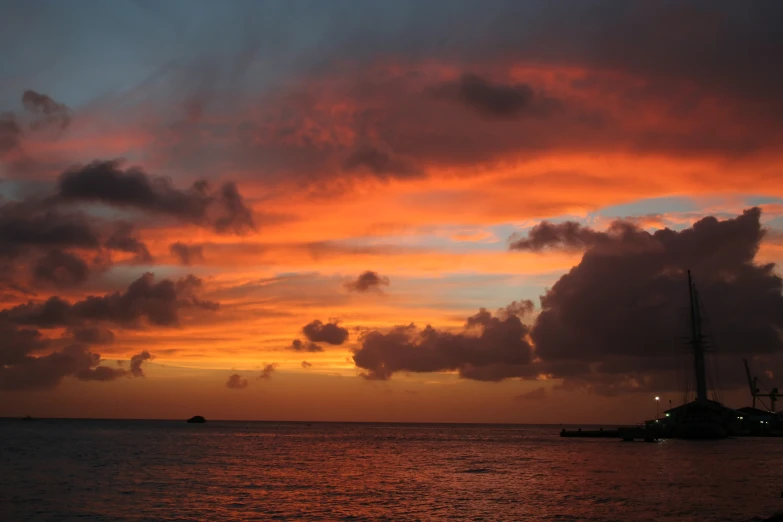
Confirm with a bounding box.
[592,196,698,219]
[392,273,546,313]
[745,196,783,207]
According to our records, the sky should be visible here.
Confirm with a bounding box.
[1,0,783,423]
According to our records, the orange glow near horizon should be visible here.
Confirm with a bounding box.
[3,40,783,424]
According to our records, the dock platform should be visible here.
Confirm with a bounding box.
[560,427,660,442]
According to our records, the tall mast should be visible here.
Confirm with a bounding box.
[688,270,708,402]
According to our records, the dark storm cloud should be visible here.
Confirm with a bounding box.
[3,2,782,185]
[342,145,420,178]
[105,222,152,263]
[129,350,153,377]
[566,2,783,109]
[259,363,277,379]
[22,90,72,130]
[169,242,204,265]
[226,373,249,389]
[2,272,218,328]
[344,271,390,293]
[287,339,324,352]
[56,160,255,233]
[430,73,558,119]
[302,320,349,345]
[32,249,90,286]
[352,302,535,381]
[33,2,774,187]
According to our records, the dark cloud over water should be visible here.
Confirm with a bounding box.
[354,209,783,393]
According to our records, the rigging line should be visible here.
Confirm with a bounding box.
[675,303,693,404]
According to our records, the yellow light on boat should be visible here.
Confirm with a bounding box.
[665,413,670,417]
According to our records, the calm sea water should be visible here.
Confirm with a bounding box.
[1,419,781,521]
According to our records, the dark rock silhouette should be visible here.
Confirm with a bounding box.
[186,415,206,423]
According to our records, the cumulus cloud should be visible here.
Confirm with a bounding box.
[69,326,115,345]
[129,350,153,377]
[22,90,72,131]
[105,222,152,263]
[287,339,324,352]
[342,145,420,178]
[352,302,535,381]
[0,198,149,290]
[259,363,277,379]
[509,221,614,252]
[0,272,216,390]
[2,272,218,328]
[0,343,152,390]
[56,160,255,233]
[0,343,102,389]
[302,320,349,345]
[523,207,783,393]
[32,250,90,286]
[350,209,783,393]
[169,242,204,265]
[0,324,49,366]
[0,201,101,254]
[0,90,70,159]
[226,373,249,389]
[344,271,390,293]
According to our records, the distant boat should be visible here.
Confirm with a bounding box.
[186,415,206,423]
[21,415,33,421]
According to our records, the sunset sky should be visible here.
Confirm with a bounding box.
[1,0,783,423]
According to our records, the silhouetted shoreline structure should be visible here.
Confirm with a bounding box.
[744,358,778,412]
[654,271,738,438]
[562,270,782,440]
[186,415,206,423]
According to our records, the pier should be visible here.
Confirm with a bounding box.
[560,427,660,442]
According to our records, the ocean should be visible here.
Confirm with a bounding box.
[1,419,781,521]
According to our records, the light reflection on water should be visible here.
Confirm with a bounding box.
[1,420,781,521]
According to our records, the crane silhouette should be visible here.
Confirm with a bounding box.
[743,358,778,412]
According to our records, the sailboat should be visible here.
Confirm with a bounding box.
[659,271,740,439]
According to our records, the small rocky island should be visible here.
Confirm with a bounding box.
[186,415,206,423]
